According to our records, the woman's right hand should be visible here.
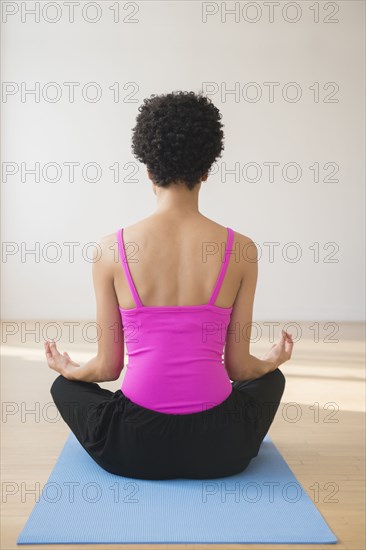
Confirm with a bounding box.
[262,330,294,372]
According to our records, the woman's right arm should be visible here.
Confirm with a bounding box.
[224,236,293,382]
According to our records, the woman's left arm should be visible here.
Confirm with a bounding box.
[45,235,125,383]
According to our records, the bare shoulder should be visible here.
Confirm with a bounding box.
[93,231,120,269]
[232,228,255,246]
[97,231,118,249]
[226,228,258,289]
[204,222,257,282]
[228,227,258,261]
[97,219,151,252]
[202,218,255,245]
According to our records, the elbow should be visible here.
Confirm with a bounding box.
[227,371,245,383]
[103,372,122,382]
[112,368,123,382]
[225,364,243,382]
[103,373,119,382]
[99,361,124,382]
[225,360,252,382]
[107,366,124,382]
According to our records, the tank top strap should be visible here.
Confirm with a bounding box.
[208,227,234,306]
[116,228,143,308]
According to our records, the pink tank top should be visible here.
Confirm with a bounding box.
[116,227,234,414]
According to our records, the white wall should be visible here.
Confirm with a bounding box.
[1,0,365,321]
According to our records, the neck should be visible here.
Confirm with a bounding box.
[154,182,201,215]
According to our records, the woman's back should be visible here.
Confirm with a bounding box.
[113,214,243,311]
[113,214,247,414]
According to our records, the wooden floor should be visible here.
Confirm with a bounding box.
[1,321,365,550]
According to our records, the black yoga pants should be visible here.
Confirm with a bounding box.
[50,369,286,480]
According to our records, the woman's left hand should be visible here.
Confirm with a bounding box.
[44,340,80,379]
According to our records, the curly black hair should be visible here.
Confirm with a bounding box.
[131,90,225,191]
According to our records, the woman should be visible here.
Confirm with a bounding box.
[45,90,293,480]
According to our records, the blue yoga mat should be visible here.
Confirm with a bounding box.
[17,432,337,545]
